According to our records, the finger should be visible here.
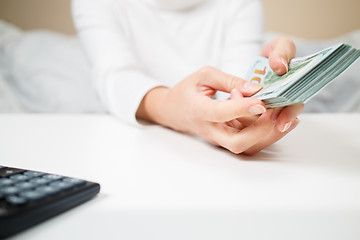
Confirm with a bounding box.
[244,118,300,155]
[195,66,262,96]
[230,88,261,126]
[205,110,276,154]
[197,96,266,122]
[270,107,284,123]
[230,88,244,100]
[231,85,261,125]
[260,37,296,75]
[235,115,259,127]
[273,103,304,132]
[230,87,260,102]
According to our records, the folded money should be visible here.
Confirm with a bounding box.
[245,43,360,108]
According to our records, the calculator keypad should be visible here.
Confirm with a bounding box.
[0,167,86,206]
[0,165,99,239]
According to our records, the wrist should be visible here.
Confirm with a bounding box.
[136,86,170,126]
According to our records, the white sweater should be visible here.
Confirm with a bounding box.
[72,0,264,124]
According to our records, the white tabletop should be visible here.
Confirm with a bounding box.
[1,113,360,240]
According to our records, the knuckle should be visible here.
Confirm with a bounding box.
[227,141,245,155]
[199,65,215,76]
[280,36,296,53]
[279,36,292,44]
[225,74,241,90]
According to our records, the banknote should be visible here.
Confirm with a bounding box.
[245,43,360,108]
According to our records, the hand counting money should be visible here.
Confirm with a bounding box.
[245,43,360,108]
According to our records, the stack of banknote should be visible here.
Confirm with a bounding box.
[246,43,360,108]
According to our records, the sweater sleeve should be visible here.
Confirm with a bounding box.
[220,0,264,78]
[72,0,164,125]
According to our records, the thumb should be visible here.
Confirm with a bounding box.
[195,66,262,96]
[261,37,296,75]
[197,96,266,122]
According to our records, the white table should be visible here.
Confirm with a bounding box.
[1,114,360,240]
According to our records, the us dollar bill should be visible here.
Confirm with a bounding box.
[245,43,360,108]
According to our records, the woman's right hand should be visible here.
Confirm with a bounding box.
[136,66,300,155]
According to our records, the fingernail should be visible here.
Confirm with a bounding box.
[248,104,266,114]
[243,82,262,93]
[281,121,293,132]
[281,58,289,73]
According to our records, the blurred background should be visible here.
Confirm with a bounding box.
[0,0,360,38]
[0,0,359,114]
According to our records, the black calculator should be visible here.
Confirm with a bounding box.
[0,165,100,238]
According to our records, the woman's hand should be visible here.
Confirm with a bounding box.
[224,37,304,153]
[136,68,299,155]
[136,37,303,154]
[260,37,304,133]
[137,66,276,154]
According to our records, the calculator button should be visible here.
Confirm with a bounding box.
[29,177,50,185]
[62,178,86,186]
[42,174,63,181]
[6,196,27,205]
[19,190,46,201]
[0,186,20,196]
[36,185,60,195]
[10,174,29,182]
[23,171,44,178]
[15,181,37,190]
[0,178,15,187]
[0,168,24,177]
[0,165,100,239]
[49,181,73,190]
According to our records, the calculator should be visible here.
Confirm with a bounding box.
[0,165,100,238]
